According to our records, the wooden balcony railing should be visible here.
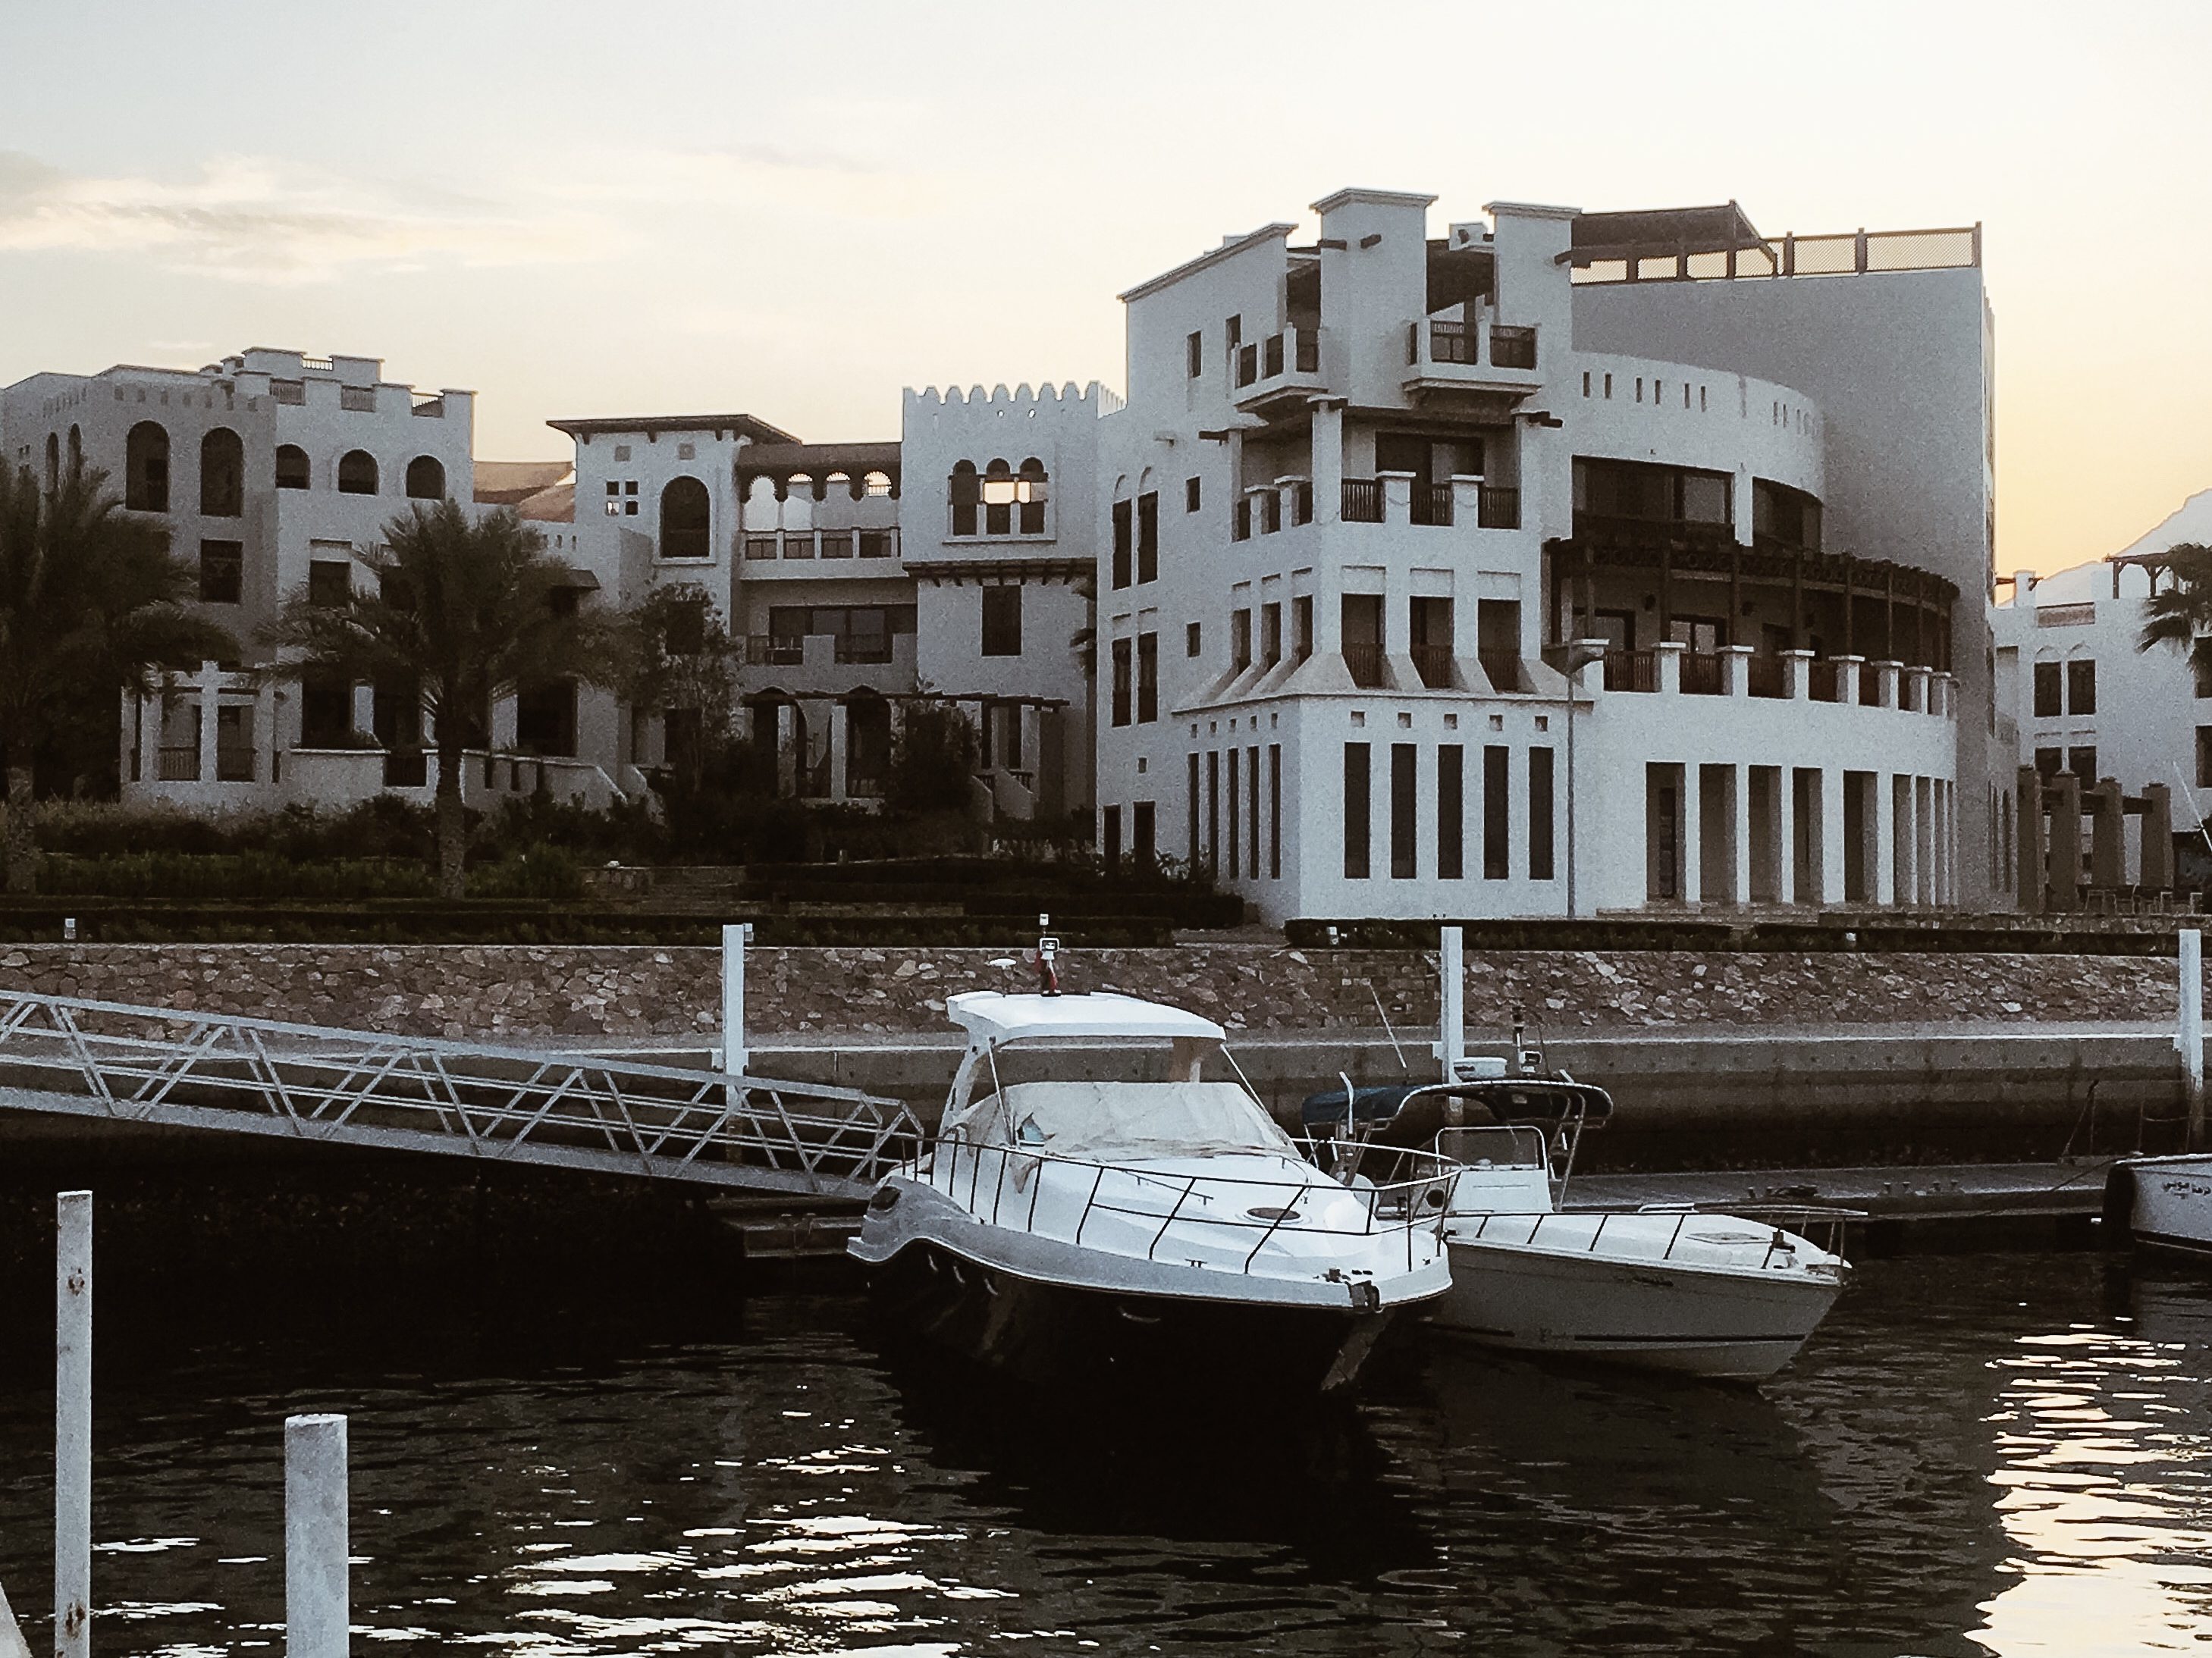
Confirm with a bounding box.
[1478,485,1520,529]
[1748,653,1787,698]
[1679,651,1724,695]
[1410,643,1454,689]
[1604,649,1657,693]
[1341,479,1383,523]
[1478,650,1523,694]
[156,746,199,782]
[1343,642,1386,688]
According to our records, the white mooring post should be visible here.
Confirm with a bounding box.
[720,923,751,1078]
[285,1414,350,1658]
[0,1578,31,1658]
[55,1190,91,1658]
[1435,926,1464,1083]
[2183,929,2206,1149]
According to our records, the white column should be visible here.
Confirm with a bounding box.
[1820,767,1846,906]
[195,661,220,783]
[1779,766,1799,904]
[1312,403,1344,525]
[286,1414,350,1658]
[55,1190,91,1658]
[720,923,749,1077]
[1730,763,1752,907]
[1680,764,1702,906]
[1875,767,1897,905]
[1436,926,1464,1083]
[827,701,849,801]
[1653,639,1686,694]
[1916,776,1936,904]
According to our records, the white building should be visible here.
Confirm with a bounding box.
[1094,190,1988,922]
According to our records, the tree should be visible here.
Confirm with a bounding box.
[263,501,627,899]
[0,462,237,892]
[886,698,978,813]
[2137,544,2212,688]
[623,584,743,794]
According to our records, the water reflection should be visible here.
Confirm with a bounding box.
[0,1256,2204,1654]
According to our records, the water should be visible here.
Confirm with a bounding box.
[2,1252,2210,1656]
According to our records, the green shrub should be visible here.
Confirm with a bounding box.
[466,844,586,901]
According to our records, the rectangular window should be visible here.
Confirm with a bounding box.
[198,540,243,604]
[2035,747,2063,779]
[1293,594,1313,660]
[1483,744,1509,879]
[300,671,351,747]
[1186,621,1202,658]
[1103,804,1122,874]
[1111,500,1132,589]
[2196,658,2212,699]
[1137,632,1158,723]
[1137,491,1159,584]
[2067,658,2097,716]
[1267,744,1282,879]
[1261,603,1282,666]
[1188,753,1201,867]
[1438,744,1464,879]
[2200,730,2212,789]
[1529,747,1555,879]
[950,464,979,537]
[1390,743,1417,879]
[1110,638,1133,727]
[2032,660,2061,719]
[1134,801,1156,867]
[1207,750,1221,873]
[1344,743,1370,879]
[1227,751,1239,881]
[1248,747,1260,879]
[307,559,351,607]
[981,586,1022,657]
[2068,745,2097,779]
[1232,609,1252,671]
[1187,331,1203,379]
[1185,476,1202,513]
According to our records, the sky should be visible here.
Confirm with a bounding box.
[0,0,2205,576]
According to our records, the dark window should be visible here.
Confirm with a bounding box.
[983,459,1013,536]
[404,455,446,502]
[1227,748,1239,880]
[1185,476,1202,512]
[2196,657,2212,699]
[1232,610,1252,672]
[516,679,579,757]
[300,671,351,747]
[1134,801,1156,868]
[2032,661,2062,718]
[337,450,378,495]
[1137,633,1158,722]
[2068,746,2097,780]
[1137,492,1159,584]
[275,444,310,490]
[1261,603,1282,666]
[1226,315,1241,351]
[1018,458,1047,535]
[1188,752,1201,868]
[1267,744,1282,879]
[949,461,979,537]
[1111,638,1132,727]
[308,559,351,607]
[2200,730,2212,789]
[1186,621,1201,658]
[1293,595,1313,660]
[1752,479,1822,551]
[660,476,710,559]
[2067,658,2097,716]
[1103,804,1123,875]
[982,587,1023,657]
[1390,743,1417,879]
[197,540,243,604]
[1186,331,1203,378]
[1572,456,1733,528]
[1111,499,1132,589]
[1248,747,1260,881]
[1344,742,1370,879]
[199,428,243,516]
[2035,747,2063,779]
[1529,747,1556,879]
[1207,750,1220,873]
[1438,744,1464,879]
[1483,744,1509,879]
[125,421,169,512]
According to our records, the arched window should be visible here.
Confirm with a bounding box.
[403,456,445,501]
[199,427,244,516]
[982,458,1014,536]
[1018,456,1048,534]
[275,444,311,490]
[864,470,894,498]
[67,425,81,475]
[44,434,58,491]
[337,450,379,496]
[125,422,170,512]
[949,460,978,537]
[660,476,711,559]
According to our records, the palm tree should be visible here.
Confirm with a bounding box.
[2138,544,2212,687]
[0,462,237,892]
[264,501,627,898]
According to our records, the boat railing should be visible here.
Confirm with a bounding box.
[918,1134,1455,1275]
[1457,1202,1865,1270]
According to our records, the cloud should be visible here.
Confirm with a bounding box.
[0,150,606,282]
[568,143,951,221]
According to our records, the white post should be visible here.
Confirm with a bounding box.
[0,1579,30,1658]
[2182,929,2205,1149]
[720,923,750,1078]
[55,1190,90,1658]
[1435,925,1464,1082]
[285,1414,350,1658]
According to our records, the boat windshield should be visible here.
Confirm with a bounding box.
[944,1080,1298,1161]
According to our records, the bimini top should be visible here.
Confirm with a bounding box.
[946,990,1225,1047]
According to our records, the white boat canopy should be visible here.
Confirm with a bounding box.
[946,991,1225,1047]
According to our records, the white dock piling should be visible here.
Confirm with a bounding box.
[720,923,751,1078]
[285,1413,350,1658]
[2183,929,2205,1149]
[55,1190,91,1658]
[1435,926,1464,1083]
[0,1577,33,1658]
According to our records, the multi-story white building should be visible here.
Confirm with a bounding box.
[1093,190,1991,921]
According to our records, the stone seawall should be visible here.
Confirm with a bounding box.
[0,942,2184,1041]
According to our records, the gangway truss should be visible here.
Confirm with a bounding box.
[0,990,921,1199]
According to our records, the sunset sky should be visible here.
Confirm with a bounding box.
[2,0,2204,575]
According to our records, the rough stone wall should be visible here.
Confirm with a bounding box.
[0,942,2182,1040]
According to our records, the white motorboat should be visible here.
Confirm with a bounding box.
[1306,1064,1853,1383]
[2105,1154,2212,1259]
[849,986,1453,1396]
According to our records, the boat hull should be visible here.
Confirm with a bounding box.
[2123,1155,2212,1260]
[864,1235,1399,1396]
[1435,1240,1845,1382]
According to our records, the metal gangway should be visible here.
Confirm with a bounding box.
[0,989,921,1199]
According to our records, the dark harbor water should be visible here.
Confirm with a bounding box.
[3,1251,2210,1656]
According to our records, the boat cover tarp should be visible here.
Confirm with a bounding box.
[945,1080,1297,1161]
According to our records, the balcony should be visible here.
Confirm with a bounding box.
[742,528,900,566]
[1343,642,1387,689]
[739,631,919,695]
[1604,649,1658,693]
[1679,651,1724,696]
[1341,479,1383,523]
[157,746,200,782]
[1476,649,1523,694]
[1410,644,1454,690]
[1233,325,1329,417]
[1556,644,1955,720]
[1404,316,1542,406]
